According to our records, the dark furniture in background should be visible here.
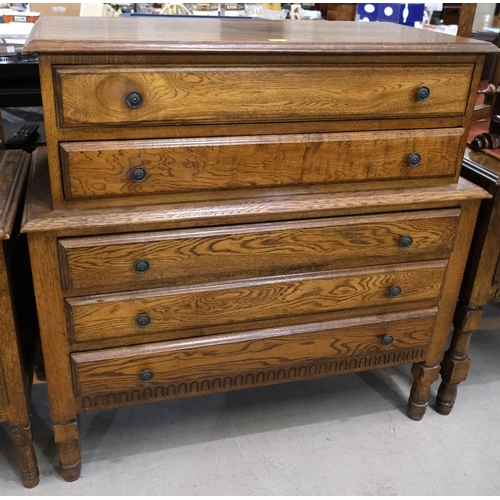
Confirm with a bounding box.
[437,147,500,414]
[0,149,39,488]
[0,45,44,151]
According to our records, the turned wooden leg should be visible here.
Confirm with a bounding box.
[54,422,81,482]
[407,363,440,421]
[436,306,481,415]
[11,425,39,488]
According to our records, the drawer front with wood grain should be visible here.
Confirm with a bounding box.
[60,129,464,200]
[65,261,447,345]
[55,64,473,127]
[71,309,436,406]
[58,209,460,293]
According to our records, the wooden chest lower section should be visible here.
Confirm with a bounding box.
[58,208,460,294]
[72,309,435,412]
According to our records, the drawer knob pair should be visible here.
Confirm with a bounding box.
[389,285,402,298]
[408,153,421,167]
[416,86,430,102]
[126,91,143,109]
[140,370,154,382]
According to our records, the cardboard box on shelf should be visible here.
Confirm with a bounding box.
[30,3,81,17]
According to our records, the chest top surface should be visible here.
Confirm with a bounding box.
[0,150,30,240]
[24,17,497,55]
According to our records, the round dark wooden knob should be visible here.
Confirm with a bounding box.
[389,285,402,298]
[126,91,143,108]
[408,153,421,167]
[130,167,147,183]
[382,335,394,346]
[134,259,150,274]
[136,314,151,328]
[399,235,413,248]
[416,86,430,102]
[140,370,154,382]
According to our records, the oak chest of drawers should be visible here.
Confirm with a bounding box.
[23,17,496,481]
[0,150,39,488]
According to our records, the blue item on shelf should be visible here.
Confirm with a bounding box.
[356,3,425,27]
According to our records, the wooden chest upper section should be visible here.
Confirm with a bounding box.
[24,18,498,208]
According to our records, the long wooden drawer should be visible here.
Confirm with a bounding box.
[71,309,436,409]
[58,209,460,293]
[60,129,464,200]
[65,261,446,345]
[55,64,473,127]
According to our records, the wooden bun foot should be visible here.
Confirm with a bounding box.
[407,400,428,421]
[18,444,40,488]
[58,439,82,482]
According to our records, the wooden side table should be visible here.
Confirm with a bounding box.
[437,147,500,414]
[0,149,39,488]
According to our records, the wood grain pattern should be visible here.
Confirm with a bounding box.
[422,200,481,365]
[55,118,468,147]
[22,149,489,237]
[21,19,495,480]
[27,233,78,424]
[38,55,65,208]
[56,65,473,127]
[66,261,446,345]
[457,4,477,38]
[71,309,436,396]
[24,17,499,54]
[61,129,464,200]
[58,209,460,294]
[454,55,486,185]
[78,346,427,412]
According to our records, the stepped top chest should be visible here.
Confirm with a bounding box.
[22,18,496,483]
[25,17,497,212]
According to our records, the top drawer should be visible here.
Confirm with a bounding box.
[54,64,473,128]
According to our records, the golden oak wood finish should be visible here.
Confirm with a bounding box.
[55,64,473,127]
[24,17,498,54]
[0,150,39,488]
[66,262,446,346]
[58,209,460,294]
[61,129,464,200]
[71,309,436,401]
[22,19,495,482]
[22,150,488,236]
[27,38,488,209]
